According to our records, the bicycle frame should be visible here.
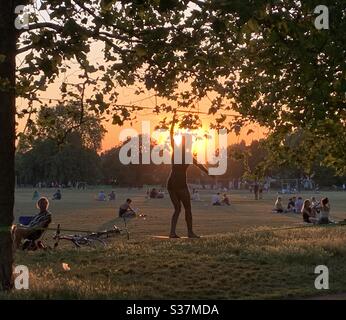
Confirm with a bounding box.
[53,224,123,248]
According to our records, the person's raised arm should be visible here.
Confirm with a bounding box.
[170,113,178,150]
[193,157,209,175]
[127,202,135,212]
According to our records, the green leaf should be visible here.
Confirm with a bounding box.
[134,45,147,58]
[101,0,114,11]
[247,19,259,32]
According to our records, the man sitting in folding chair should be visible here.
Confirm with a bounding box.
[12,197,52,251]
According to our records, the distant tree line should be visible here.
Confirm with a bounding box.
[16,135,345,188]
[14,104,345,189]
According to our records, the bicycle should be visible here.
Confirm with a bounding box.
[53,224,126,248]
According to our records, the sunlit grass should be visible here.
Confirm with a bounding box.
[3,226,346,299]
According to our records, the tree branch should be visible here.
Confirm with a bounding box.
[71,0,142,44]
[16,44,34,55]
[20,22,64,34]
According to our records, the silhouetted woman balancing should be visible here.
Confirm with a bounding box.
[167,116,209,238]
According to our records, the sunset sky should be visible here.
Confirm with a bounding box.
[16,41,267,152]
[17,84,267,152]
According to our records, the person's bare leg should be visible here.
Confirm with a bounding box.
[185,209,199,238]
[170,207,181,238]
[12,227,30,251]
[180,189,199,238]
[168,190,181,238]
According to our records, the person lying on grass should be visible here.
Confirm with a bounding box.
[12,197,52,251]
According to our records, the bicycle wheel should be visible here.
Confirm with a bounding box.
[88,237,106,249]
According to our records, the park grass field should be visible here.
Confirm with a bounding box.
[2,188,346,299]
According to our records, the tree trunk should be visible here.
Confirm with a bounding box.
[0,1,17,291]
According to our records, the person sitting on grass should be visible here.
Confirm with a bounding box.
[150,188,159,199]
[311,196,321,216]
[32,190,40,201]
[12,197,52,251]
[287,198,295,212]
[317,197,331,225]
[119,198,136,218]
[52,189,62,200]
[96,191,107,201]
[301,199,316,223]
[221,194,231,206]
[212,193,222,206]
[295,196,304,214]
[157,190,165,199]
[292,196,297,212]
[311,196,319,207]
[192,189,201,201]
[273,196,284,213]
[108,190,116,201]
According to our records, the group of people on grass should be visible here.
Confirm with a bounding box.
[274,196,303,213]
[147,188,164,199]
[191,189,232,206]
[18,119,338,244]
[33,189,61,201]
[15,186,336,251]
[96,190,116,201]
[274,195,331,224]
[211,193,231,206]
[13,194,138,250]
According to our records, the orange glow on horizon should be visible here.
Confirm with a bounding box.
[101,119,267,152]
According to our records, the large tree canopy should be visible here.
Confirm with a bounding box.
[168,0,346,173]
[1,0,345,290]
[16,0,207,124]
[15,1,346,173]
